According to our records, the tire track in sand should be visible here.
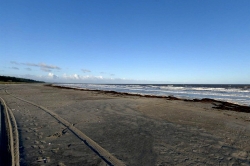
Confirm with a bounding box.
[5,89,125,166]
[0,96,20,166]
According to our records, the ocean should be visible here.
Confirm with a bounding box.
[57,84,250,106]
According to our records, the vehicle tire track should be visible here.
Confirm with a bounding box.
[0,96,20,166]
[5,89,125,166]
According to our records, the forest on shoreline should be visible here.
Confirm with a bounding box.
[0,76,44,83]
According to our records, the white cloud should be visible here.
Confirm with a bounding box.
[99,72,115,76]
[10,61,61,72]
[10,61,19,65]
[96,76,103,79]
[73,74,80,79]
[48,73,58,79]
[61,74,106,82]
[23,62,61,72]
[40,63,61,70]
[41,68,52,72]
[82,69,91,73]
[8,73,157,84]
[11,67,19,70]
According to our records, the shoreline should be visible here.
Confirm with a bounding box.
[48,84,250,113]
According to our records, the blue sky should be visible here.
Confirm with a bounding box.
[1,0,250,84]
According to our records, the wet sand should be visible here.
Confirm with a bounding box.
[0,84,250,165]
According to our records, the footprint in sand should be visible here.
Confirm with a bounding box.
[36,157,43,162]
[40,140,46,144]
[45,157,50,163]
[51,148,59,153]
[38,145,44,149]
[38,150,45,154]
[232,151,248,160]
[47,131,65,139]
[57,162,66,166]
[31,145,38,149]
[25,129,31,133]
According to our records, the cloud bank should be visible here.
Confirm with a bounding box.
[10,61,61,72]
[82,69,91,73]
[11,67,19,70]
[12,72,153,84]
[8,61,159,84]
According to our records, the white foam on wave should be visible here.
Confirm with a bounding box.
[57,84,250,106]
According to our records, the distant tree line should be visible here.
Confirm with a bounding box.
[0,76,44,83]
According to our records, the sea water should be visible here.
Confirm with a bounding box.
[57,84,250,106]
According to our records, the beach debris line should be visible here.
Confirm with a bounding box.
[49,84,250,113]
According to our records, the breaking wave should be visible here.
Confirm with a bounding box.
[56,84,250,106]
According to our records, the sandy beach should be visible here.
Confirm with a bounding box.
[0,84,250,166]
